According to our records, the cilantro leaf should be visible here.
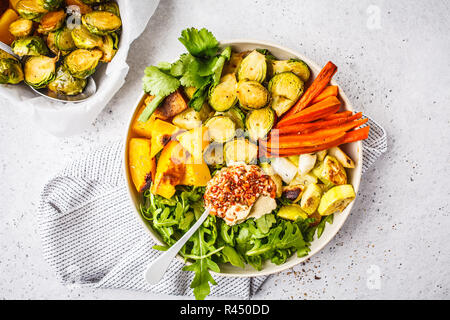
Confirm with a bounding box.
[142,66,180,97]
[178,27,219,58]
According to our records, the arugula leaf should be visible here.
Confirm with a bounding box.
[317,214,334,239]
[178,27,219,58]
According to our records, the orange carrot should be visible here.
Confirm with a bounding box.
[310,85,338,104]
[322,110,353,120]
[341,126,370,144]
[267,136,346,157]
[282,61,337,118]
[276,96,340,127]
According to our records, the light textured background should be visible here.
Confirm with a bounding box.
[1,0,449,300]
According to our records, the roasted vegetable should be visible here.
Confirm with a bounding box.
[181,155,211,187]
[172,104,212,130]
[0,57,24,84]
[300,183,322,215]
[259,162,282,197]
[131,96,157,138]
[237,49,267,83]
[149,119,180,158]
[38,0,63,10]
[277,204,308,221]
[208,73,237,112]
[289,172,318,186]
[47,65,87,95]
[8,18,33,37]
[271,59,310,82]
[205,116,236,143]
[313,155,347,186]
[298,153,317,176]
[316,150,327,161]
[327,146,355,168]
[214,107,245,130]
[236,80,269,110]
[282,185,305,203]
[203,142,224,166]
[11,36,49,57]
[16,0,48,21]
[270,157,297,184]
[153,89,189,120]
[318,184,355,216]
[71,25,103,49]
[99,32,118,62]
[222,50,247,75]
[95,2,120,17]
[224,138,258,165]
[37,10,66,34]
[268,72,304,117]
[80,0,105,4]
[151,140,189,199]
[64,48,102,78]
[176,126,210,162]
[65,0,92,14]
[54,27,77,52]
[82,11,122,35]
[24,55,56,88]
[128,138,156,192]
[245,107,275,141]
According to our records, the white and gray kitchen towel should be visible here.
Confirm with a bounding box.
[38,116,387,299]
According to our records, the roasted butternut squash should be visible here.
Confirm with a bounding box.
[150,119,180,158]
[132,95,157,138]
[153,89,188,120]
[176,126,209,162]
[129,138,156,192]
[0,9,18,45]
[151,140,189,199]
[181,155,211,187]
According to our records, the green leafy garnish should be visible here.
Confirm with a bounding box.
[178,27,219,58]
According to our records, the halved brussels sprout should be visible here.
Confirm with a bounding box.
[47,65,87,95]
[11,36,49,57]
[64,48,102,79]
[203,142,224,166]
[95,2,120,17]
[38,0,63,10]
[54,27,77,52]
[37,10,66,34]
[71,25,103,49]
[0,58,24,84]
[8,18,33,37]
[215,106,245,130]
[205,116,236,143]
[245,107,275,141]
[81,0,106,4]
[82,11,122,35]
[99,32,118,62]
[24,55,56,88]
[271,59,310,82]
[222,51,248,75]
[208,73,237,112]
[268,72,304,116]
[236,80,270,110]
[224,138,258,165]
[236,50,267,83]
[16,0,48,21]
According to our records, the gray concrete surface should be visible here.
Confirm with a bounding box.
[1,0,449,299]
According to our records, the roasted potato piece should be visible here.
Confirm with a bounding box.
[128,138,156,192]
[149,119,180,158]
[153,89,189,120]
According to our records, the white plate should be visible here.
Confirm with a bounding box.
[124,40,362,277]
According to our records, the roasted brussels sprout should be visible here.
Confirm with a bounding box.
[99,32,118,62]
[268,72,304,116]
[245,107,275,141]
[215,107,245,130]
[208,73,237,112]
[172,103,212,130]
[47,65,87,95]
[24,55,56,88]
[203,142,224,166]
[82,11,122,35]
[38,0,63,10]
[224,138,258,165]
[81,0,107,4]
[37,10,66,34]
[205,116,236,143]
[271,59,310,82]
[16,0,48,21]
[54,27,77,52]
[8,18,33,37]
[237,50,267,83]
[236,80,270,110]
[11,36,49,57]
[0,57,24,84]
[64,48,102,78]
[95,2,120,17]
[71,25,103,49]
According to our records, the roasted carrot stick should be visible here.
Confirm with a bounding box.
[277,112,363,135]
[310,85,339,104]
[267,136,346,157]
[341,126,370,144]
[276,96,341,127]
[282,61,337,118]
[322,110,353,120]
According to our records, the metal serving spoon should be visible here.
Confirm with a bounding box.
[144,207,211,285]
[0,41,96,103]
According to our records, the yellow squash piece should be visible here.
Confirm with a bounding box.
[327,146,355,168]
[277,204,308,221]
[151,140,189,199]
[176,126,209,162]
[150,119,180,158]
[128,138,156,193]
[181,156,211,187]
[318,184,355,216]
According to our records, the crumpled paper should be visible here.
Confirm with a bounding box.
[0,0,160,137]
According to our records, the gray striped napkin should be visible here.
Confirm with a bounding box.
[38,116,386,298]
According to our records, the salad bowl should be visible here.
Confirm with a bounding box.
[124,40,363,277]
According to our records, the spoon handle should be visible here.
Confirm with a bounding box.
[0,40,19,59]
[144,207,211,285]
